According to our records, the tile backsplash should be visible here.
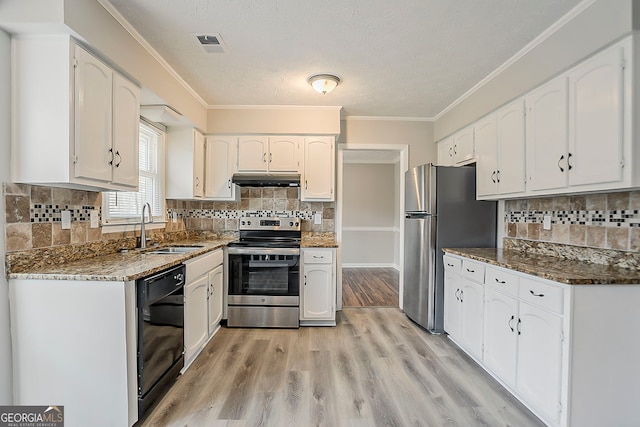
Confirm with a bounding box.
[504,191,640,251]
[4,183,334,253]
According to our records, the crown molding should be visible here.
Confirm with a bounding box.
[344,116,434,122]
[208,105,343,111]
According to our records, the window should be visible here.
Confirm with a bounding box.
[103,122,166,226]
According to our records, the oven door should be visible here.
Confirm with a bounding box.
[227,247,300,305]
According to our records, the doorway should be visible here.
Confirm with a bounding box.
[336,144,408,310]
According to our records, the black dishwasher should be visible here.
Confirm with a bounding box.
[136,264,185,419]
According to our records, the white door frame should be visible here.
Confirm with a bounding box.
[336,143,409,310]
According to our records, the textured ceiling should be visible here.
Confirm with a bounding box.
[105,0,583,118]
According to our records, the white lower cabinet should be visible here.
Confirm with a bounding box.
[445,253,640,427]
[300,248,336,326]
[184,250,224,370]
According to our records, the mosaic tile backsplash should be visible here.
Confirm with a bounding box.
[504,191,640,252]
[4,183,334,253]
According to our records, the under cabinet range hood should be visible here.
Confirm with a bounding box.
[231,173,300,187]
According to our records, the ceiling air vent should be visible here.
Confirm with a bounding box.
[196,33,227,53]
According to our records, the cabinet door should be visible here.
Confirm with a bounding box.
[111,74,140,188]
[184,275,209,365]
[517,302,564,425]
[302,137,334,201]
[205,136,238,199]
[208,265,224,336]
[193,130,205,198]
[525,77,569,192]
[74,46,113,183]
[237,137,268,172]
[483,289,518,387]
[443,271,461,339]
[568,43,625,187]
[459,279,484,360]
[437,137,454,166]
[474,114,498,198]
[302,264,334,320]
[497,100,526,195]
[453,126,474,164]
[268,137,300,172]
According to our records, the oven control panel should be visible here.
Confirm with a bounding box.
[238,216,300,231]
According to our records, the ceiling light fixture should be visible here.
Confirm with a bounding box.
[307,74,341,94]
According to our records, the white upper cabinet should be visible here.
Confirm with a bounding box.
[476,100,526,199]
[568,40,626,187]
[236,136,300,173]
[437,127,475,167]
[11,36,140,191]
[525,76,569,192]
[301,136,335,201]
[525,37,634,196]
[166,128,206,199]
[204,136,239,200]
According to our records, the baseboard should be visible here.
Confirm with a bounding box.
[342,263,399,270]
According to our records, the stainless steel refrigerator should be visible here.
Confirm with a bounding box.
[403,163,496,333]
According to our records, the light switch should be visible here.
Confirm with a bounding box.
[90,210,99,228]
[61,210,71,230]
[314,212,322,225]
[543,215,552,230]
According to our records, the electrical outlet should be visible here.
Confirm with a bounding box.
[61,210,71,230]
[90,210,99,228]
[314,212,322,225]
[543,215,552,230]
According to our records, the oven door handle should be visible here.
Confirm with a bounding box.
[227,247,300,256]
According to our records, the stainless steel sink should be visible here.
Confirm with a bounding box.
[146,246,204,254]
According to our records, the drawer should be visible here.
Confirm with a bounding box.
[443,255,461,273]
[303,249,333,264]
[462,259,485,283]
[185,249,223,281]
[486,266,519,297]
[519,277,564,314]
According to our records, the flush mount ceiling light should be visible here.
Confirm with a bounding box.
[308,74,341,94]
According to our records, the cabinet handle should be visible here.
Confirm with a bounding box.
[304,275,307,286]
[557,154,565,172]
[459,289,463,303]
[269,153,272,163]
[529,290,545,298]
[228,179,231,188]
[496,170,500,183]
[313,255,324,259]
[466,268,475,273]
[305,180,308,190]
[114,150,122,168]
[195,177,200,188]
[453,144,457,155]
[491,171,496,183]
[495,278,506,284]
[454,289,460,301]
[567,152,573,170]
[446,263,455,267]
[108,148,114,166]
[508,315,515,332]
[449,146,453,156]
[517,318,522,335]
[263,153,267,163]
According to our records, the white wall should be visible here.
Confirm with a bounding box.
[342,163,398,267]
[339,118,435,168]
[435,0,635,140]
[0,28,13,404]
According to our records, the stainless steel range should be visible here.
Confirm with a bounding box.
[226,216,301,328]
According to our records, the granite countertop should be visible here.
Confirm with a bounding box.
[443,248,640,285]
[301,232,339,248]
[8,237,234,282]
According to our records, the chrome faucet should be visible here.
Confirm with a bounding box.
[140,202,153,249]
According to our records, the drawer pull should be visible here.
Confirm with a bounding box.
[446,263,455,267]
[313,255,325,259]
[466,268,475,273]
[529,290,545,298]
[495,278,506,284]
[508,315,515,332]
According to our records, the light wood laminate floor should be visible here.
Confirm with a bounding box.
[139,308,544,427]
[342,268,399,307]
